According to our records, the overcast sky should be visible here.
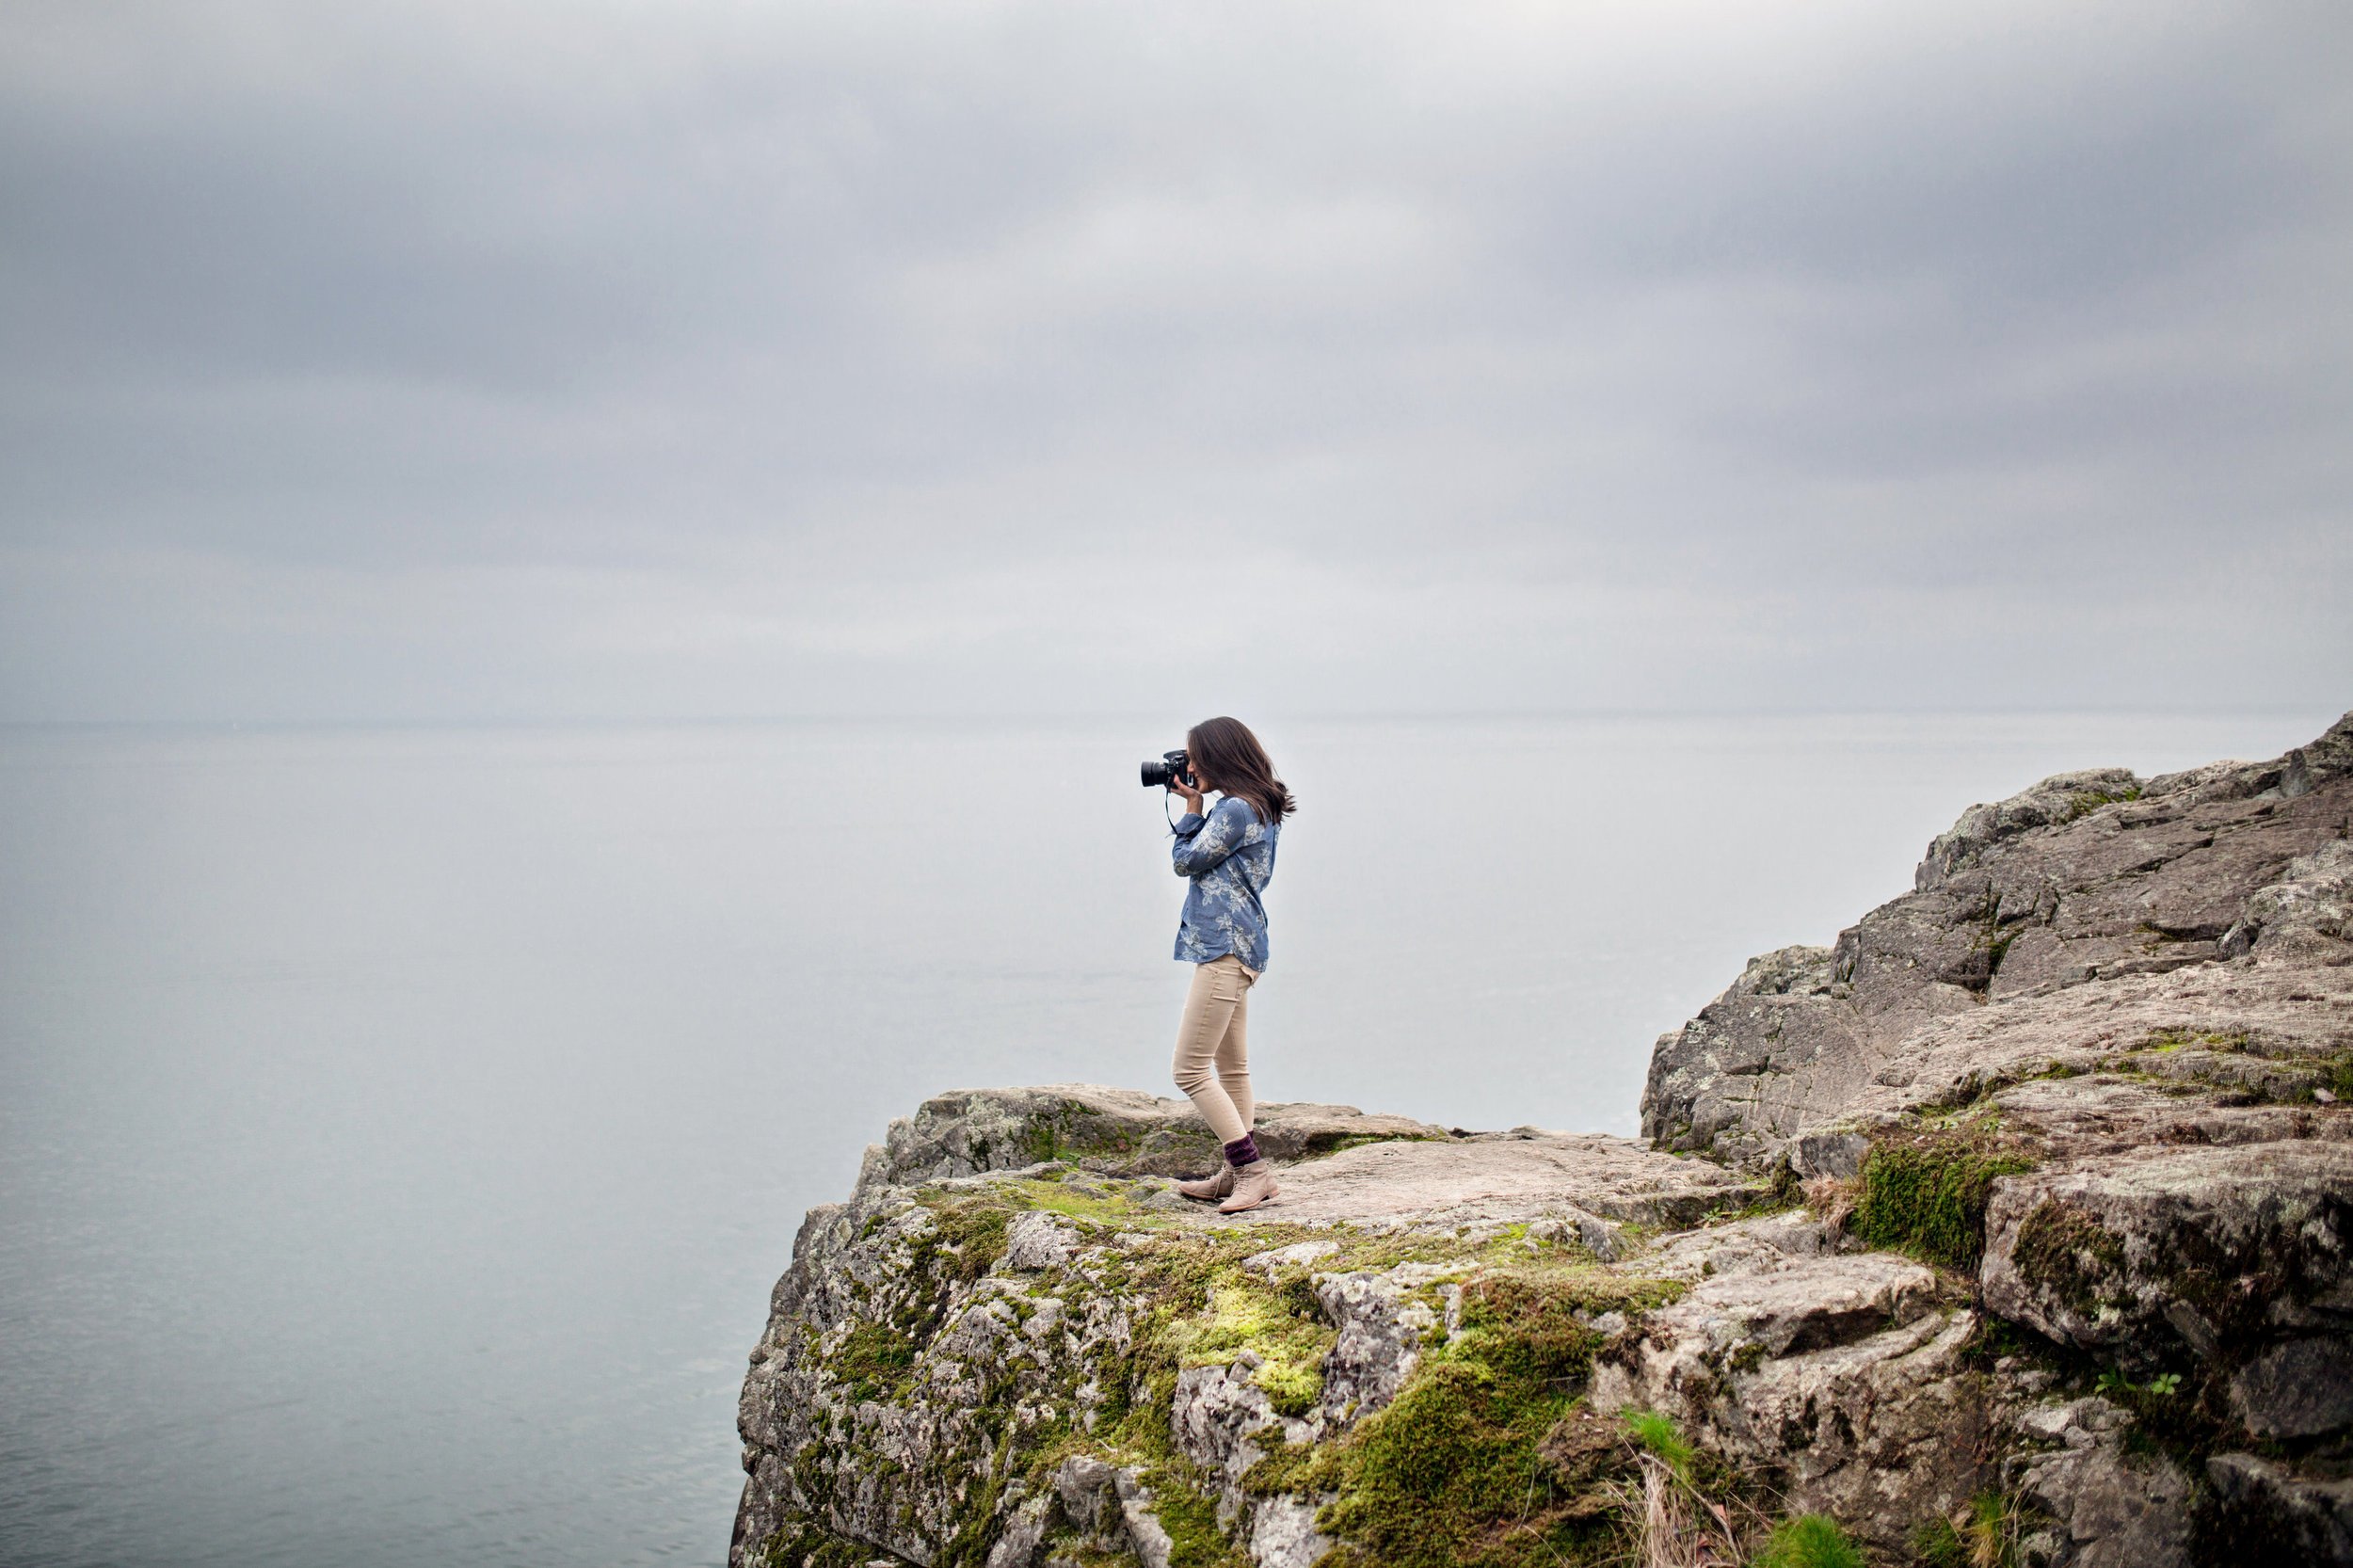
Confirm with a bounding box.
[2,0,2346,723]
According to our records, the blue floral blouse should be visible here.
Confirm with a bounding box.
[1170,795,1279,970]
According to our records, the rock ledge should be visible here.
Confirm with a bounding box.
[735,711,2353,1568]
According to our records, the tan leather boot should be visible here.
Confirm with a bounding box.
[1218,1161,1279,1213]
[1176,1166,1235,1202]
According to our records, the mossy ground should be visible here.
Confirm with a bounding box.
[1283,1261,1693,1567]
[983,1099,1436,1176]
[1850,1110,2037,1272]
[2140,1027,2249,1053]
[1161,1280,1333,1416]
[912,1190,1017,1279]
[1292,1129,1442,1161]
[751,1517,897,1568]
[833,1321,920,1402]
[2104,1030,2353,1105]
[767,1176,1869,1568]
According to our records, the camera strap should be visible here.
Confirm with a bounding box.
[1164,790,1217,834]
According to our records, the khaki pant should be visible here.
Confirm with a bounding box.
[1171,954,1257,1145]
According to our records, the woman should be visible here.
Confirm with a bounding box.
[1160,716,1296,1213]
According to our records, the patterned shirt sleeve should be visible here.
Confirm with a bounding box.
[1170,798,1248,877]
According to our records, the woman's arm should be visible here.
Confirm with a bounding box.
[1171,796,1249,878]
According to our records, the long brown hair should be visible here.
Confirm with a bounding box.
[1186,716,1296,826]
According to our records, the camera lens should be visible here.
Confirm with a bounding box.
[1140,759,1172,788]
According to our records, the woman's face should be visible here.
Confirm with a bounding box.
[1185,742,1212,793]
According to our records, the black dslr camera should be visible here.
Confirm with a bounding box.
[1139,749,1195,790]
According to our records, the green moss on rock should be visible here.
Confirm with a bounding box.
[1013,1097,1152,1167]
[912,1192,1015,1283]
[834,1321,920,1403]
[1162,1277,1335,1417]
[1305,1264,1684,1567]
[758,1177,1887,1568]
[1752,1512,1865,1568]
[2062,785,2141,822]
[2141,1028,2249,1053]
[754,1515,892,1568]
[1850,1116,2037,1271]
[2010,1200,2126,1318]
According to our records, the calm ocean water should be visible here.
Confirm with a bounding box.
[0,710,2332,1568]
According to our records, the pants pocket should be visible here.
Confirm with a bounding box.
[1219,956,1255,998]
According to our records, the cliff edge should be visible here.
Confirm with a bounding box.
[735,712,2353,1568]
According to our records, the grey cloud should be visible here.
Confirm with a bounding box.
[0,0,2346,720]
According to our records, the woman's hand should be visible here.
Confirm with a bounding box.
[1168,774,1207,817]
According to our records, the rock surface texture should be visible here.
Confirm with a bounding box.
[736,712,2353,1568]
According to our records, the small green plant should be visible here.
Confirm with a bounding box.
[1965,1492,2018,1568]
[2097,1368,2180,1400]
[1911,1493,2018,1568]
[1912,1516,1969,1568]
[1623,1408,1695,1482]
[1588,1406,1762,1568]
[1751,1512,1863,1568]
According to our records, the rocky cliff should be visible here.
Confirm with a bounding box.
[735,712,2353,1568]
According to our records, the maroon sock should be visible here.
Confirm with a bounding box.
[1223,1133,1261,1167]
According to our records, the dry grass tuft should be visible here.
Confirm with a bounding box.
[1801,1175,1856,1232]
[1596,1450,1752,1567]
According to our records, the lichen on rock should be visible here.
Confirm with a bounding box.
[733,1120,1752,1568]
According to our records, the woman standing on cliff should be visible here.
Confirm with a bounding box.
[1160,716,1296,1214]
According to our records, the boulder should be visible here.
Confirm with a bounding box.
[2224,838,2353,959]
[2007,1398,2194,1568]
[1980,1141,2353,1390]
[2228,1336,2353,1441]
[2203,1452,2353,1565]
[1643,710,2353,1168]
[1591,1243,1983,1544]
